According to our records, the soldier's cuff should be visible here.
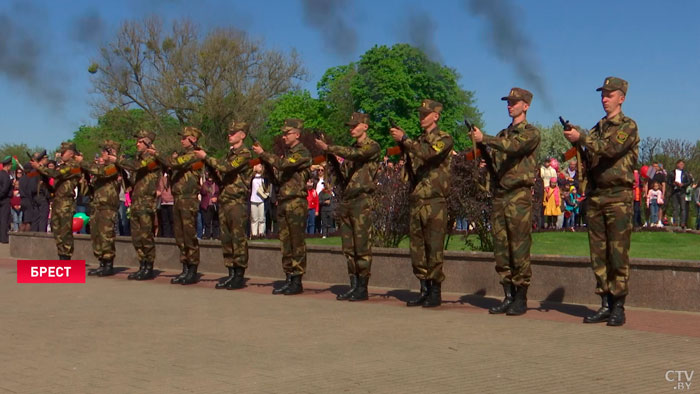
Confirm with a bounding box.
[481,134,496,146]
[577,133,588,147]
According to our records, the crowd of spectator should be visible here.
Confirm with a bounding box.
[2,152,699,243]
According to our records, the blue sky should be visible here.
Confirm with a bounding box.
[1,0,698,149]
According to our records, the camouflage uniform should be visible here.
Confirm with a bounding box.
[260,119,311,294]
[402,100,453,308]
[205,127,253,277]
[326,112,381,301]
[159,126,204,284]
[117,131,162,278]
[36,142,82,259]
[405,104,453,283]
[479,88,540,315]
[81,141,121,275]
[576,77,638,326]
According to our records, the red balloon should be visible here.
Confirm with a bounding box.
[640,165,649,179]
[72,217,84,232]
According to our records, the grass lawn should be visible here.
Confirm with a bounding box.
[258,231,700,261]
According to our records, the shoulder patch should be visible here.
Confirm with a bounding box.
[59,167,70,174]
[288,153,301,163]
[615,131,629,144]
[191,161,204,171]
[432,140,445,152]
[104,165,118,176]
[230,156,245,168]
[177,155,190,165]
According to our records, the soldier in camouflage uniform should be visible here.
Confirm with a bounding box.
[390,99,454,308]
[31,142,83,260]
[158,126,205,285]
[472,88,541,316]
[253,119,311,295]
[114,130,162,280]
[82,140,122,276]
[194,121,253,290]
[315,112,381,301]
[564,77,639,327]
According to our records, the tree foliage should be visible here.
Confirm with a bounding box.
[267,44,483,152]
[90,17,306,152]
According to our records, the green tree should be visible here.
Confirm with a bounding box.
[260,90,329,149]
[536,122,571,165]
[72,109,181,159]
[316,44,482,151]
[0,143,53,166]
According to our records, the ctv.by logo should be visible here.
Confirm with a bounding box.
[666,370,694,390]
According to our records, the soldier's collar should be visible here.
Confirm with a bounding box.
[424,125,439,135]
[604,112,625,125]
[511,120,528,129]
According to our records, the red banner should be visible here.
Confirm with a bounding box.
[16,260,86,283]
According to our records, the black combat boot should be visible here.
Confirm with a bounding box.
[349,276,369,302]
[489,283,515,314]
[89,261,105,276]
[336,275,358,301]
[583,294,612,323]
[422,281,442,308]
[138,262,155,280]
[226,268,246,290]
[171,263,189,284]
[505,286,528,316]
[97,260,114,277]
[216,267,235,289]
[407,280,430,307]
[272,273,292,295]
[128,261,145,280]
[607,295,626,327]
[180,264,199,285]
[282,275,303,295]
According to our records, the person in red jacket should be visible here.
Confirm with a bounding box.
[306,179,319,234]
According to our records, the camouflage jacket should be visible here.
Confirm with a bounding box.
[260,143,311,201]
[117,151,162,212]
[158,147,203,199]
[204,146,252,205]
[403,126,454,201]
[81,161,120,210]
[577,112,638,193]
[36,159,82,201]
[480,120,540,192]
[326,137,381,200]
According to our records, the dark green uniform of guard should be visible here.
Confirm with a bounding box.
[159,126,205,285]
[574,77,639,327]
[259,119,311,295]
[36,142,82,259]
[206,142,252,288]
[401,99,453,308]
[117,131,162,280]
[82,140,121,276]
[325,112,381,301]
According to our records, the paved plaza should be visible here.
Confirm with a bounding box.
[1,243,699,393]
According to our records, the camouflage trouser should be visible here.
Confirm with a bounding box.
[277,198,307,275]
[409,197,447,283]
[173,197,200,265]
[51,198,75,258]
[130,209,156,263]
[338,196,373,278]
[586,189,633,297]
[492,187,533,288]
[90,207,117,261]
[219,201,249,269]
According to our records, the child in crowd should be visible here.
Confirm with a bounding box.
[646,181,664,227]
[543,177,561,229]
[564,186,580,231]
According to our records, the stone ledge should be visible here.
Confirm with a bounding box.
[9,232,700,312]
